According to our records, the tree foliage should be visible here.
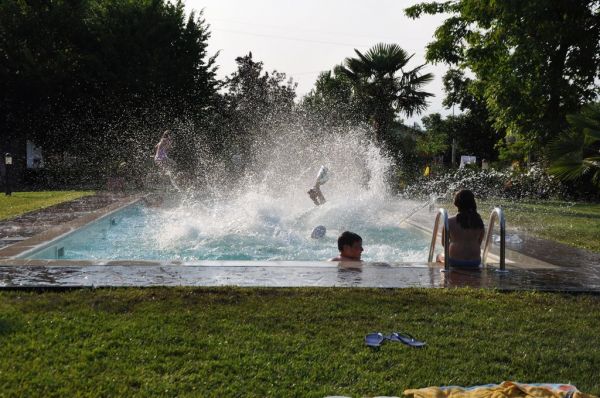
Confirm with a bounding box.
[417,114,449,159]
[440,69,502,161]
[224,52,296,133]
[406,0,600,157]
[220,52,297,165]
[301,65,366,128]
[1,0,219,179]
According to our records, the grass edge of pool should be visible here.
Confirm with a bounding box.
[0,190,96,221]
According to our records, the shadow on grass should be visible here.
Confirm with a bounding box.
[0,318,20,335]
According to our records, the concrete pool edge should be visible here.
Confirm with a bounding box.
[1,263,599,291]
[0,195,142,260]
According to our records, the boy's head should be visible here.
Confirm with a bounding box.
[337,231,363,260]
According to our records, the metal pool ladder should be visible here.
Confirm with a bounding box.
[427,207,507,272]
[427,208,450,271]
[482,207,507,272]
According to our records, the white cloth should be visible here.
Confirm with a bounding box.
[316,165,329,185]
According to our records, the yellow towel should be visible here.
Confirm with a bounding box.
[404,381,598,398]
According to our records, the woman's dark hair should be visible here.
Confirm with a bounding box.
[338,231,362,251]
[454,189,484,229]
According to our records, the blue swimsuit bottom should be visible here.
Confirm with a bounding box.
[448,258,481,268]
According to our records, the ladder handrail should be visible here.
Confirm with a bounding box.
[481,207,506,271]
[428,208,450,271]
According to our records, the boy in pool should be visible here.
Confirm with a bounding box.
[330,231,363,262]
[307,165,329,206]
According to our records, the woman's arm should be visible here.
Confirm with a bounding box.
[441,217,455,247]
[441,225,445,247]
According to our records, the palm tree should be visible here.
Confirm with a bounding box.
[339,43,434,144]
[549,102,600,188]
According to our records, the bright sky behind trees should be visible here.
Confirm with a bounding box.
[185,0,451,125]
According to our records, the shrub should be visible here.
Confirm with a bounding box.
[402,163,567,201]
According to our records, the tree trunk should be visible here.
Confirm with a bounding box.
[545,30,568,145]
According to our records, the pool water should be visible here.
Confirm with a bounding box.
[21,125,440,263]
[25,200,431,263]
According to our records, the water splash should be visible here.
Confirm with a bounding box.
[403,164,566,201]
[144,126,429,261]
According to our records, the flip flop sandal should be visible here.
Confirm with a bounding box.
[387,332,426,348]
[365,332,386,347]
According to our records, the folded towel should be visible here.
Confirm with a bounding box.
[404,381,598,398]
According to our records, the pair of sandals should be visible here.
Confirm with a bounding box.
[365,332,426,348]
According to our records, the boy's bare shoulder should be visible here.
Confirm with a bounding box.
[329,256,361,262]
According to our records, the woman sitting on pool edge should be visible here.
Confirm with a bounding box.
[436,189,485,268]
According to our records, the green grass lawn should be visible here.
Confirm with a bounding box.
[479,200,600,253]
[0,287,598,397]
[0,191,95,221]
[437,199,600,253]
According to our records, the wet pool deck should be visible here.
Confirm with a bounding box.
[0,195,599,291]
[1,262,599,291]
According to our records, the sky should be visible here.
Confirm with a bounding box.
[184,0,453,125]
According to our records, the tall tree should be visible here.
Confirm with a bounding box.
[405,1,600,159]
[301,65,365,127]
[0,0,219,178]
[418,113,449,160]
[222,52,297,159]
[339,43,434,144]
[441,69,501,161]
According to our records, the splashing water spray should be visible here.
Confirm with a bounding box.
[142,124,431,262]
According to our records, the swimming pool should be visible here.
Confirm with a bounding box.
[9,196,600,291]
[22,200,431,263]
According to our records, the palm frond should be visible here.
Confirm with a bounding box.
[398,71,435,88]
[362,43,412,76]
[566,103,600,131]
[592,171,600,187]
[548,160,588,181]
[338,43,435,123]
[549,102,600,187]
[547,131,584,160]
[583,128,600,145]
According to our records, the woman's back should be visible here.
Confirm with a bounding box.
[448,216,484,260]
